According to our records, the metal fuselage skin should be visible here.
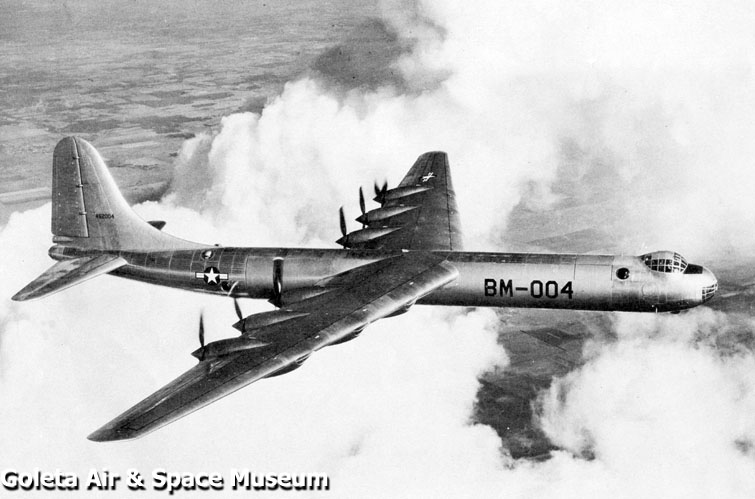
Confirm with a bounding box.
[51,246,717,313]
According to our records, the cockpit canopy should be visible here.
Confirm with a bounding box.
[641,251,688,273]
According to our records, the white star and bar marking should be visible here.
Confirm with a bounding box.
[421,172,436,182]
[195,267,228,285]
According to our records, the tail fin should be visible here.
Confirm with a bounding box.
[51,136,197,252]
[12,137,204,301]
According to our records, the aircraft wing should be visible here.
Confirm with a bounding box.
[352,152,463,251]
[88,253,458,441]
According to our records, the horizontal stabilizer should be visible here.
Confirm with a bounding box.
[12,254,126,301]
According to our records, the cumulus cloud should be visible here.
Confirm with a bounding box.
[3,0,755,497]
[536,318,755,499]
[168,1,755,258]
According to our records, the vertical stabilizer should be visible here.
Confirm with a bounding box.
[52,138,89,237]
[51,137,202,251]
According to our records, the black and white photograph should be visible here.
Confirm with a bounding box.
[1,0,754,497]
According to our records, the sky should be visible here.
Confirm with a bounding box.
[3,0,755,497]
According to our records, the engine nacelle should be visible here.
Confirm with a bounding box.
[374,185,432,203]
[232,310,310,333]
[191,336,270,361]
[264,354,310,378]
[336,226,401,248]
[385,303,413,318]
[278,287,330,307]
[329,327,366,346]
[356,205,417,224]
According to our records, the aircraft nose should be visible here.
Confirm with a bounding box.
[701,267,718,303]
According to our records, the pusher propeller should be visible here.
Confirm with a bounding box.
[272,258,283,308]
[339,207,348,243]
[198,312,206,361]
[373,180,388,203]
[359,187,366,227]
[233,298,243,321]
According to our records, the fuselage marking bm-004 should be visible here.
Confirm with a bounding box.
[484,279,574,300]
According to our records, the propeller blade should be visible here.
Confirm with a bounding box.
[374,180,388,203]
[272,258,283,307]
[233,298,242,321]
[359,187,366,227]
[199,313,205,348]
[339,206,347,237]
[198,312,206,361]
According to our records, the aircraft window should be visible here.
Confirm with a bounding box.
[702,283,718,302]
[202,250,213,259]
[684,264,704,275]
[616,268,630,280]
[641,251,687,273]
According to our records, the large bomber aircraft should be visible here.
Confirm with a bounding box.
[13,137,718,442]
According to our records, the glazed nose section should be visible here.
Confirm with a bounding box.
[701,267,718,303]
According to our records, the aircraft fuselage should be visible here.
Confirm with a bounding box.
[50,246,717,313]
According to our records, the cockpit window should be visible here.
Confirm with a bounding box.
[684,264,703,275]
[641,251,687,273]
